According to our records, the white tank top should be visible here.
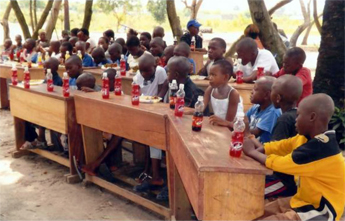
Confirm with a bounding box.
[211,88,244,120]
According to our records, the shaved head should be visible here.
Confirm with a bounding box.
[256,76,276,92]
[274,75,303,104]
[69,36,78,46]
[76,73,96,90]
[300,94,334,123]
[108,43,122,54]
[236,37,259,65]
[237,37,258,52]
[150,37,165,48]
[153,26,165,38]
[174,42,191,58]
[167,56,191,78]
[139,53,155,67]
[65,54,82,67]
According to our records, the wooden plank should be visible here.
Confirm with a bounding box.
[189,51,207,74]
[0,63,65,79]
[13,117,26,151]
[85,174,170,218]
[202,171,265,220]
[81,125,104,164]
[0,78,9,109]
[9,86,68,134]
[29,149,70,168]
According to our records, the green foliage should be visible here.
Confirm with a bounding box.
[96,0,139,14]
[329,107,345,150]
[147,0,167,24]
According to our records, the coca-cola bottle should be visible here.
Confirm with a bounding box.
[169,80,178,109]
[102,72,109,99]
[11,64,18,86]
[120,55,126,76]
[62,72,70,98]
[257,67,264,79]
[192,96,204,132]
[37,52,43,68]
[23,67,30,89]
[114,73,122,96]
[46,69,54,92]
[131,83,140,105]
[191,36,195,51]
[174,84,185,117]
[230,112,245,157]
[236,58,244,84]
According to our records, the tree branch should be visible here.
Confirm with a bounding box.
[268,0,292,16]
[1,3,12,43]
[33,0,38,27]
[11,0,31,39]
[32,0,54,39]
[299,0,309,21]
[313,0,322,34]
[30,0,35,32]
[181,0,192,9]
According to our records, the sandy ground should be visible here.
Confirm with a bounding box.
[0,109,162,220]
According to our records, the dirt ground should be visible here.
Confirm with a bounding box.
[0,109,162,220]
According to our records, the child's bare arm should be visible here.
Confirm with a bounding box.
[250,127,263,137]
[243,138,267,165]
[226,89,240,122]
[157,83,164,97]
[158,80,169,99]
[242,70,257,83]
[203,86,212,112]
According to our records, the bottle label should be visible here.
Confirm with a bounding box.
[232,131,244,144]
[192,116,203,127]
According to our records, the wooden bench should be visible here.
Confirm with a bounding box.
[9,84,82,183]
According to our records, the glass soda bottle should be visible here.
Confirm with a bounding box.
[102,72,109,99]
[131,83,140,105]
[192,96,204,132]
[20,52,25,64]
[114,73,122,96]
[65,51,70,61]
[37,52,43,68]
[62,72,70,98]
[46,68,54,92]
[174,84,185,117]
[230,112,245,157]
[236,58,244,84]
[191,36,195,51]
[169,80,178,109]
[120,55,126,76]
[45,51,50,61]
[23,67,30,89]
[77,50,82,60]
[257,67,264,79]
[11,64,18,86]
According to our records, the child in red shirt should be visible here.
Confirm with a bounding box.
[274,47,312,105]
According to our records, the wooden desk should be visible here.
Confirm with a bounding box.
[189,51,207,74]
[167,114,272,220]
[74,92,171,217]
[9,84,82,183]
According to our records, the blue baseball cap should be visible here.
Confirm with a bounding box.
[187,19,202,29]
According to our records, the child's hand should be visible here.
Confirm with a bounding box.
[242,138,256,157]
[184,107,194,115]
[209,115,230,127]
[81,87,95,92]
[244,116,251,137]
[264,71,273,76]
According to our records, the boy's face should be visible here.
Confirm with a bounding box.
[98,39,108,50]
[15,36,22,45]
[4,40,12,49]
[208,40,224,60]
[188,26,199,36]
[75,44,85,55]
[39,32,46,41]
[237,48,255,66]
[140,35,150,49]
[173,47,188,58]
[77,32,87,41]
[139,63,155,81]
[295,102,312,136]
[60,46,68,57]
[208,65,228,88]
[109,50,121,62]
[24,40,34,51]
[127,46,140,57]
[250,82,268,104]
[167,65,178,83]
[65,62,81,79]
[270,83,281,108]
[44,61,58,73]
[162,49,174,65]
[93,54,104,65]
[150,42,163,57]
[283,55,302,74]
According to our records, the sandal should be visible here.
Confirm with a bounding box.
[20,141,35,150]
[135,172,152,183]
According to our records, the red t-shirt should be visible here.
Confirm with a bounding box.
[274,67,313,106]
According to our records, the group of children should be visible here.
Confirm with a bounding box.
[4,21,344,220]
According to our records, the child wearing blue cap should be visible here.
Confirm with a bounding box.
[180,19,203,49]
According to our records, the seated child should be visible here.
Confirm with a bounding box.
[115,38,128,56]
[98,37,109,52]
[1,39,13,61]
[173,42,196,74]
[203,60,244,127]
[162,45,175,68]
[108,43,129,70]
[103,29,115,43]
[198,37,227,77]
[274,47,313,105]
[23,38,38,63]
[76,73,101,92]
[246,76,281,143]
[75,41,94,67]
[60,42,73,64]
[49,40,61,59]
[65,55,83,89]
[91,47,112,67]
[43,57,63,86]
[149,37,165,66]
[139,32,152,51]
[243,94,345,220]
[152,26,167,48]
[69,36,78,53]
[37,29,49,47]
[126,36,150,71]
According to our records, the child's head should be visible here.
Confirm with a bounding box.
[50,40,61,54]
[127,28,138,40]
[91,47,106,65]
[208,60,233,88]
[60,42,73,59]
[140,32,152,50]
[105,68,116,92]
[153,26,165,38]
[167,56,190,83]
[77,28,89,42]
[126,36,142,57]
[115,38,127,55]
[98,37,109,51]
[15,35,22,45]
[149,37,165,57]
[208,38,226,60]
[24,38,36,51]
[75,41,86,55]
[69,37,78,47]
[173,42,190,58]
[187,19,201,36]
[76,73,96,90]
[61,30,70,39]
[70,28,80,37]
[44,57,59,74]
[271,75,302,109]
[244,24,260,40]
[39,30,47,41]
[65,55,82,79]
[103,29,115,41]
[162,45,175,65]
[283,47,306,74]
[296,94,334,137]
[236,37,258,66]
[250,76,276,105]
[4,39,12,49]
[138,53,156,81]
[108,43,122,62]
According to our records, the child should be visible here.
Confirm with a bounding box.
[37,29,49,47]
[103,29,115,43]
[203,60,243,127]
[115,38,128,56]
[77,28,96,54]
[139,32,152,51]
[149,37,165,66]
[273,47,313,105]
[180,19,203,49]
[47,40,61,59]
[162,45,175,70]
[69,36,78,52]
[65,55,83,89]
[13,35,23,58]
[246,76,281,143]
[70,28,79,37]
[23,38,38,63]
[91,47,112,67]
[1,39,13,61]
[75,41,94,67]
[76,73,101,91]
[126,36,150,71]
[60,42,73,64]
[61,30,70,39]
[243,94,345,220]
[98,37,109,52]
[152,26,167,48]
[43,57,63,86]
[198,38,227,77]
[108,43,129,70]
[174,42,196,74]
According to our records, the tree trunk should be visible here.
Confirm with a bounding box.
[11,0,31,39]
[82,0,93,30]
[191,0,203,20]
[247,0,287,67]
[33,0,38,28]
[313,0,322,34]
[1,3,12,43]
[46,0,62,41]
[64,0,70,31]
[313,0,344,108]
[30,0,35,32]
[32,0,54,39]
[289,0,311,47]
[167,0,183,41]
[268,0,293,16]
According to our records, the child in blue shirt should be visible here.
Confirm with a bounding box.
[65,55,83,89]
[173,42,196,75]
[246,76,281,143]
[23,38,38,63]
[75,41,94,67]
[91,47,112,67]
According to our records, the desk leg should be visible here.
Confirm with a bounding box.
[66,124,83,184]
[0,78,9,109]
[12,117,30,158]
[81,125,104,164]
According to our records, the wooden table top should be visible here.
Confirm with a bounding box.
[168,113,271,175]
[85,68,135,80]
[192,78,254,90]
